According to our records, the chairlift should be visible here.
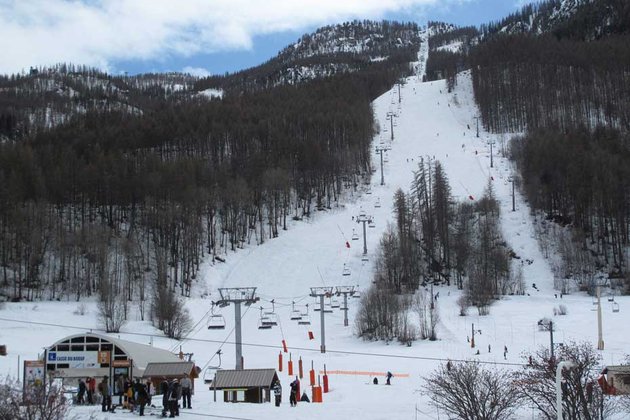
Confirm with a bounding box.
[207,302,226,330]
[612,302,620,313]
[342,263,351,277]
[351,229,359,241]
[290,301,302,321]
[258,307,274,329]
[374,198,381,209]
[368,220,376,228]
[384,155,389,163]
[203,349,223,384]
[366,187,372,195]
[324,303,333,313]
[608,294,615,302]
[353,286,361,299]
[592,295,598,305]
[330,297,341,309]
[361,255,369,262]
[298,304,311,325]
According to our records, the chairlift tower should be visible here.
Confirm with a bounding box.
[355,209,374,257]
[387,112,395,141]
[488,139,496,168]
[216,287,259,370]
[336,286,356,327]
[375,144,391,186]
[310,287,334,353]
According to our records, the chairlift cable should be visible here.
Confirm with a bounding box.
[0,316,530,367]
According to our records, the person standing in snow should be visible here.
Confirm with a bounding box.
[386,371,393,385]
[99,376,111,412]
[273,381,282,407]
[160,378,169,417]
[289,380,298,407]
[76,378,86,404]
[181,373,192,409]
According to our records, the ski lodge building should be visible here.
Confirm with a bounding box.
[45,333,182,384]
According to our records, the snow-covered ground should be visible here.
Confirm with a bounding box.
[1,33,628,419]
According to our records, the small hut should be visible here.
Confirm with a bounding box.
[211,368,279,403]
[142,361,198,393]
[599,365,630,395]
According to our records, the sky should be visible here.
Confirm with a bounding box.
[0,0,535,77]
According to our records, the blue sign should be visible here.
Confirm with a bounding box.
[48,352,57,361]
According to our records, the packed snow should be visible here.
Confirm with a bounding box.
[1,31,628,420]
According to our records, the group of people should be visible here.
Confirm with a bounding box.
[75,377,96,405]
[96,375,151,415]
[160,374,193,418]
[90,373,192,417]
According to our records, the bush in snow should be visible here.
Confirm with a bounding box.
[73,303,87,316]
[553,304,568,316]
[423,361,521,420]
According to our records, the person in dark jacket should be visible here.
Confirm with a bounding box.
[168,379,181,418]
[386,371,393,385]
[160,379,169,417]
[289,380,298,407]
[77,379,86,404]
[136,382,149,416]
[99,376,111,412]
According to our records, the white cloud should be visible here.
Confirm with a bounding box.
[182,66,211,77]
[0,0,447,75]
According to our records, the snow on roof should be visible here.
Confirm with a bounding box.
[213,369,278,389]
[48,333,181,369]
[142,361,196,378]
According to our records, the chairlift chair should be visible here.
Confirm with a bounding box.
[207,302,226,330]
[608,294,615,302]
[366,187,372,195]
[330,297,341,309]
[368,220,376,228]
[612,302,620,313]
[361,255,369,262]
[342,264,351,277]
[290,301,302,320]
[374,198,381,208]
[258,319,272,330]
[323,303,333,313]
[351,229,359,241]
[258,306,274,329]
[353,286,361,299]
[592,296,598,305]
[298,304,311,325]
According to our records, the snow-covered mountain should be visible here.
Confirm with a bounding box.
[1,31,628,420]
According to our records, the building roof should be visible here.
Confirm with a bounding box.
[213,369,278,389]
[607,365,630,374]
[48,333,181,370]
[142,362,195,379]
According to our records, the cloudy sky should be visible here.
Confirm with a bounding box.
[0,0,534,76]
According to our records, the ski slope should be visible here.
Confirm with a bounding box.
[1,32,629,420]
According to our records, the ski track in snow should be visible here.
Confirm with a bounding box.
[1,31,629,419]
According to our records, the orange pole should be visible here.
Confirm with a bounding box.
[323,364,329,393]
[298,357,304,379]
[288,360,293,376]
[278,352,283,372]
[282,339,288,353]
[295,377,300,405]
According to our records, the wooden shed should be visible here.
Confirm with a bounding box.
[142,361,198,393]
[211,368,279,403]
[599,365,630,395]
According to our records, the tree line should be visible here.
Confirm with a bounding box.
[0,54,414,307]
[511,126,630,292]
